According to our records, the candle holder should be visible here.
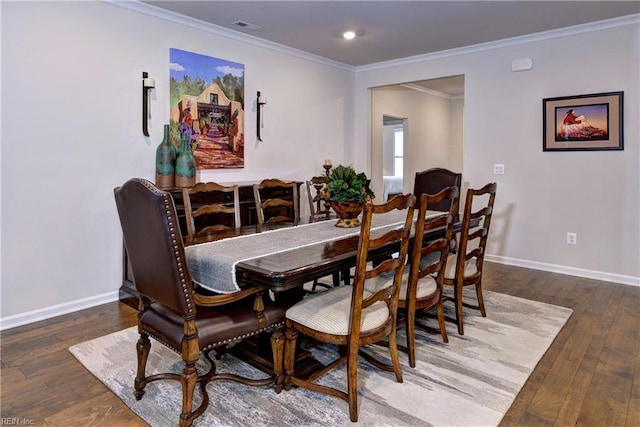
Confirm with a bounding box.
[322,162,332,212]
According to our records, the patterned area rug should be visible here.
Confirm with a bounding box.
[69,291,572,426]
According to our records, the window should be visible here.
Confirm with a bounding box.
[393,127,403,178]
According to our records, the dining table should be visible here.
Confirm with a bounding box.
[184,209,442,296]
[183,209,473,377]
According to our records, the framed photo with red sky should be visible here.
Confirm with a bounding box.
[543,91,623,151]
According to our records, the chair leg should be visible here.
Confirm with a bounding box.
[405,308,417,368]
[347,345,359,422]
[134,333,151,400]
[388,325,404,383]
[455,281,465,335]
[435,299,449,343]
[271,324,285,393]
[179,360,198,427]
[476,280,486,317]
[283,324,298,391]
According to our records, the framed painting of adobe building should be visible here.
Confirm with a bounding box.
[169,48,245,168]
[543,91,623,151]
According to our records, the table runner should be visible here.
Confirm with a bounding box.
[185,209,435,293]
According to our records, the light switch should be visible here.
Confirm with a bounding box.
[493,164,505,175]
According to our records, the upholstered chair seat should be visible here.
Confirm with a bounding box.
[368,268,439,302]
[443,254,479,280]
[141,301,285,353]
[286,286,389,335]
[400,273,438,301]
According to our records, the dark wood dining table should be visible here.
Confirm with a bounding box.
[184,209,447,297]
[183,211,476,377]
[233,214,464,303]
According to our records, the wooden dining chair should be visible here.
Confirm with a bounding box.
[114,178,286,427]
[397,186,458,367]
[253,179,300,224]
[304,176,343,291]
[182,182,241,245]
[283,194,416,422]
[443,182,497,335]
[306,175,331,217]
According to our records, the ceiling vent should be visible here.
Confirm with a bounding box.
[232,20,262,31]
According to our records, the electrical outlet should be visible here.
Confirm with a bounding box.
[567,232,577,245]
[493,164,505,175]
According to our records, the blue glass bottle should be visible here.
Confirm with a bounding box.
[175,131,196,188]
[155,124,176,189]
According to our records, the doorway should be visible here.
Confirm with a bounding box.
[370,75,464,200]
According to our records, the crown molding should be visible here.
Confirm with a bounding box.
[102,2,637,74]
[101,0,356,72]
[356,13,640,72]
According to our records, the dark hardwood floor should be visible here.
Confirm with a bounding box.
[1,262,638,426]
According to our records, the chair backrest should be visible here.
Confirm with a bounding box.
[306,176,330,217]
[413,168,462,217]
[183,182,241,243]
[352,194,416,336]
[114,178,195,317]
[253,179,300,224]
[408,187,459,296]
[455,182,497,277]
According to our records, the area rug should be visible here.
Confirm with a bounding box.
[69,291,572,426]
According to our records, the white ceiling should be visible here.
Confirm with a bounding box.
[142,1,639,67]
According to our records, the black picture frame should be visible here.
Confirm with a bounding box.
[543,91,623,151]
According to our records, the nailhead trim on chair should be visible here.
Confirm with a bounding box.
[143,320,285,354]
[161,192,195,315]
[200,320,285,352]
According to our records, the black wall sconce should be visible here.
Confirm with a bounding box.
[142,71,155,137]
[257,91,267,141]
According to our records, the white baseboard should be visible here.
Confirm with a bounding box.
[0,291,120,331]
[485,255,640,288]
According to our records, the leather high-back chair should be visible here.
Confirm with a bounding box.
[398,187,458,367]
[443,182,497,335]
[283,194,416,422]
[114,178,286,427]
[413,168,462,218]
[253,179,300,224]
[182,182,241,245]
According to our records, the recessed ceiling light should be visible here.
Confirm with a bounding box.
[343,31,356,40]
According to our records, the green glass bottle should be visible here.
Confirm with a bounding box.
[155,124,176,189]
[175,131,196,188]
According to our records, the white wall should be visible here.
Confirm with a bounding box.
[356,19,639,283]
[0,1,353,324]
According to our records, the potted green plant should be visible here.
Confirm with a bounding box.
[321,164,375,227]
